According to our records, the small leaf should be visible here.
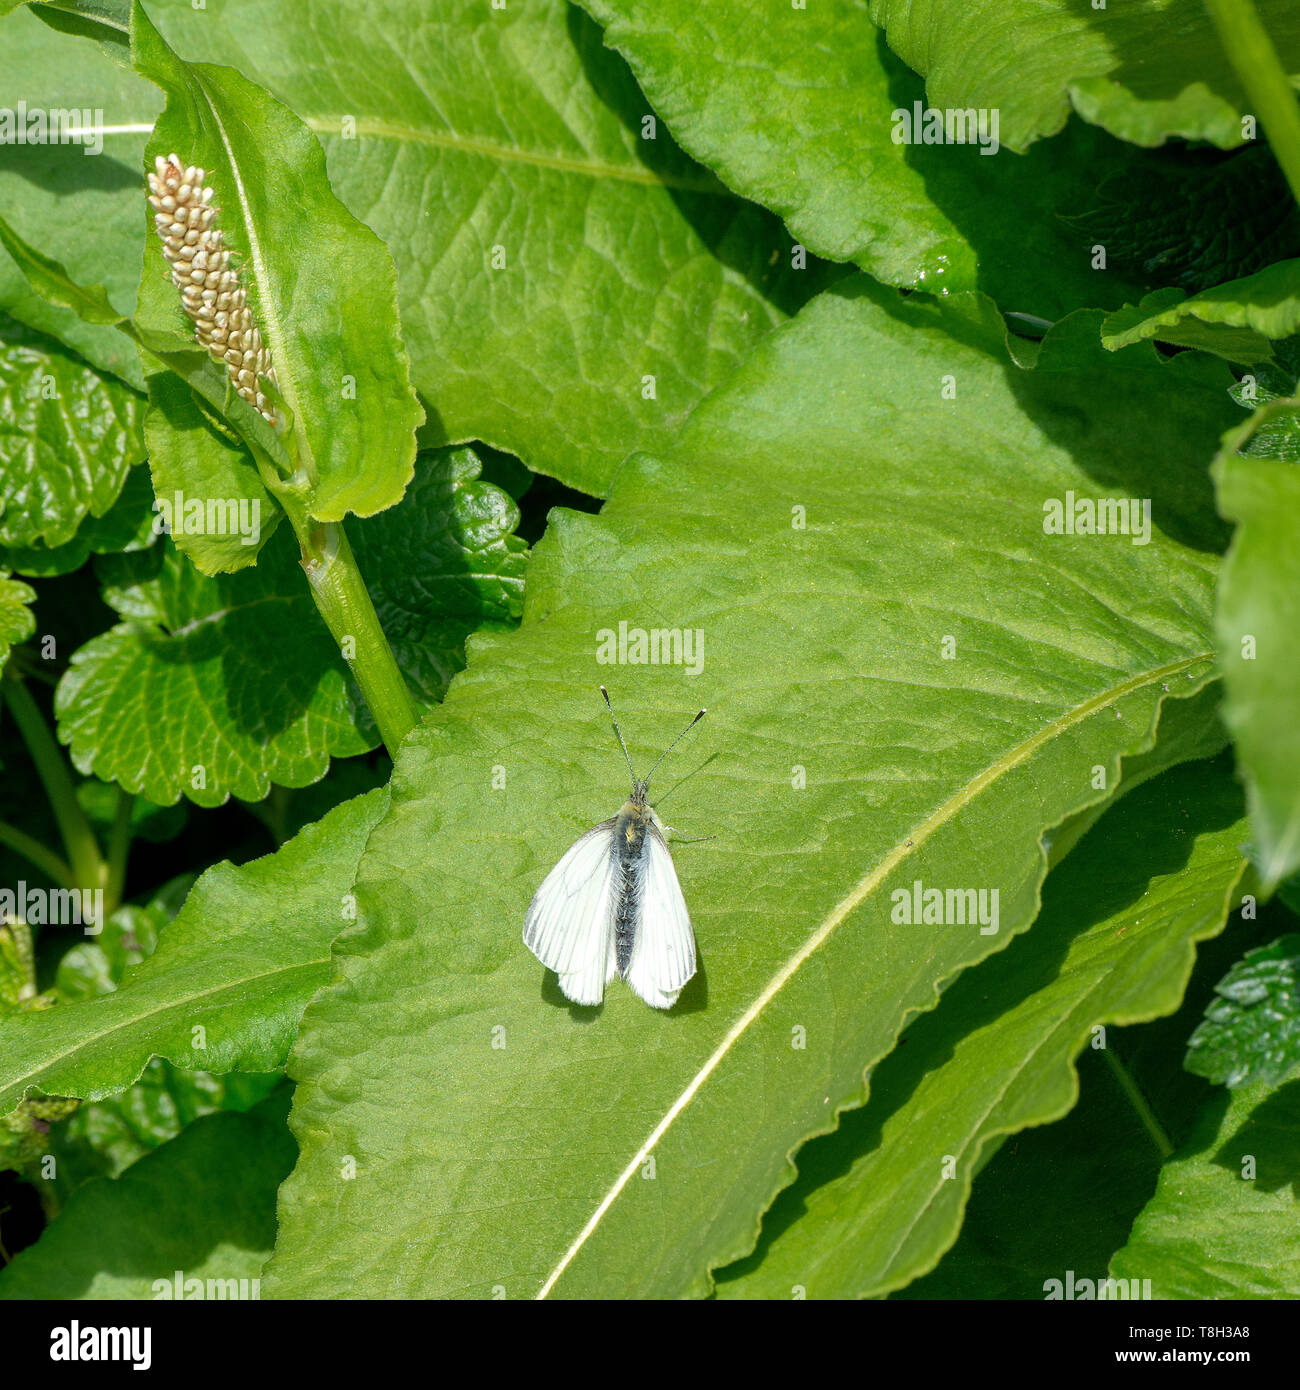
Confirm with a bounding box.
[0,319,145,549]
[1103,262,1300,362]
[0,570,36,671]
[1186,935,1300,1089]
[1213,401,1300,888]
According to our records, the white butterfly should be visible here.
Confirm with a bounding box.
[524,688,706,1009]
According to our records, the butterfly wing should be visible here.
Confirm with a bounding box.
[623,820,697,1010]
[523,820,619,1006]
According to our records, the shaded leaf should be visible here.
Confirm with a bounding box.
[0,1088,293,1299]
[1110,1078,1300,1298]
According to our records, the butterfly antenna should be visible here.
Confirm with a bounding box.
[600,686,638,786]
[643,707,707,791]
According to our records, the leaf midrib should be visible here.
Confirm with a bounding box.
[538,649,1216,1297]
[0,953,328,1109]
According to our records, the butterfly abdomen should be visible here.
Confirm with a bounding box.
[612,803,650,975]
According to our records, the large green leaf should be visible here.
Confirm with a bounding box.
[0,1088,293,1299]
[714,754,1248,1298]
[1213,400,1300,889]
[0,319,145,549]
[0,787,385,1118]
[264,276,1236,1299]
[130,0,423,524]
[54,448,524,806]
[2,0,832,497]
[868,0,1300,152]
[579,1,1154,318]
[1110,1077,1300,1298]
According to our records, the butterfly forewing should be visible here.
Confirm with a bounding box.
[523,820,619,1004]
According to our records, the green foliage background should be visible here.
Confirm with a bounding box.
[0,0,1297,1301]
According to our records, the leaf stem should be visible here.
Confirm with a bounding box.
[1204,0,1300,208]
[104,787,133,918]
[0,822,74,890]
[0,670,104,890]
[296,519,417,758]
[1101,1045,1174,1159]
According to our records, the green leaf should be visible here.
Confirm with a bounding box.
[1213,402,1300,889]
[1186,934,1300,1089]
[264,277,1236,1299]
[0,6,159,387]
[0,1088,294,1299]
[54,448,524,805]
[579,2,1157,318]
[868,0,1300,153]
[4,0,835,498]
[1110,1078,1300,1298]
[1,465,158,578]
[0,786,386,1117]
[714,754,1248,1299]
[1104,261,1300,363]
[130,0,424,524]
[42,1060,282,1210]
[0,319,145,549]
[0,571,36,671]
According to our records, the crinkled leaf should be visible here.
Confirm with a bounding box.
[265,277,1236,1299]
[1212,401,1300,889]
[0,570,35,671]
[130,0,423,523]
[0,319,145,549]
[54,448,523,806]
[1186,934,1300,1089]
[0,786,386,1117]
[0,1089,293,1299]
[1,466,157,578]
[1110,1078,1300,1298]
[715,753,1247,1298]
[868,0,1300,152]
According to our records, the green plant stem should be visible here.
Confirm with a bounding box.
[1205,0,1300,209]
[1102,1046,1175,1159]
[0,822,74,889]
[1,670,103,890]
[296,519,417,758]
[104,787,133,918]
